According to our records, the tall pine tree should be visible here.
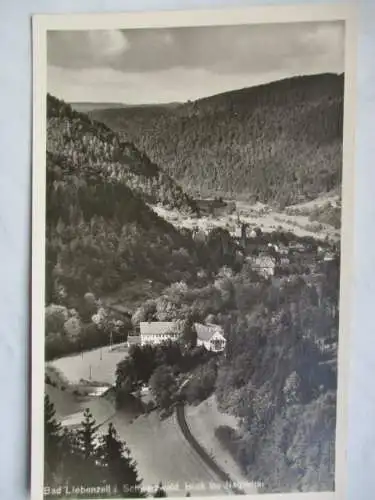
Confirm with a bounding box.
[96,422,144,498]
[59,426,86,488]
[44,394,63,486]
[76,408,98,459]
[74,408,102,487]
[44,397,145,498]
[154,482,167,497]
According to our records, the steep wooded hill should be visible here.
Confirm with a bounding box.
[90,73,344,205]
[45,150,200,305]
[45,96,202,304]
[47,94,198,214]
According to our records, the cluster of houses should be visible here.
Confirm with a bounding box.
[237,227,337,277]
[126,321,227,353]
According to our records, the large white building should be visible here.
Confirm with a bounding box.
[194,323,227,352]
[139,321,179,346]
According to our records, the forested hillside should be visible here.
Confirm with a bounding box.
[213,262,339,492]
[47,94,198,214]
[45,149,201,305]
[45,95,205,306]
[116,256,339,493]
[90,73,344,205]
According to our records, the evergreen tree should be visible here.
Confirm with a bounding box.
[154,482,167,497]
[76,408,98,459]
[44,395,63,485]
[182,316,197,348]
[96,422,144,498]
[74,409,101,486]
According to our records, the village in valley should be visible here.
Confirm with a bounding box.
[45,184,340,497]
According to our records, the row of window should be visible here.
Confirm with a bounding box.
[141,334,178,340]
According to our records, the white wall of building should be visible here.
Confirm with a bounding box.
[197,332,226,352]
[140,332,178,346]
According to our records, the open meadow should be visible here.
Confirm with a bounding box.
[48,345,128,386]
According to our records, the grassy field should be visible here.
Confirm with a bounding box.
[185,395,257,495]
[45,386,116,441]
[48,345,128,385]
[45,384,82,418]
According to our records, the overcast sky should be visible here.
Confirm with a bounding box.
[47,21,345,104]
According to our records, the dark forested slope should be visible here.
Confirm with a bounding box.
[47,94,198,214]
[45,96,203,304]
[90,73,344,205]
[213,262,339,492]
[45,150,200,304]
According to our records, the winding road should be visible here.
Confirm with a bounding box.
[175,403,245,495]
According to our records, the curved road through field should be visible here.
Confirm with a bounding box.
[176,403,245,495]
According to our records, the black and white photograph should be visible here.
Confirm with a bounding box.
[31,6,357,500]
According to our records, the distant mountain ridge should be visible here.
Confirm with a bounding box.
[71,102,181,113]
[90,73,344,206]
[48,94,198,215]
[70,102,128,113]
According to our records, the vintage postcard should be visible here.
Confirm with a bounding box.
[31,4,357,500]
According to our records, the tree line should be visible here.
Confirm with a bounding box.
[45,395,170,498]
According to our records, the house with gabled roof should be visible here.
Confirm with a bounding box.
[139,321,179,346]
[194,323,226,353]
